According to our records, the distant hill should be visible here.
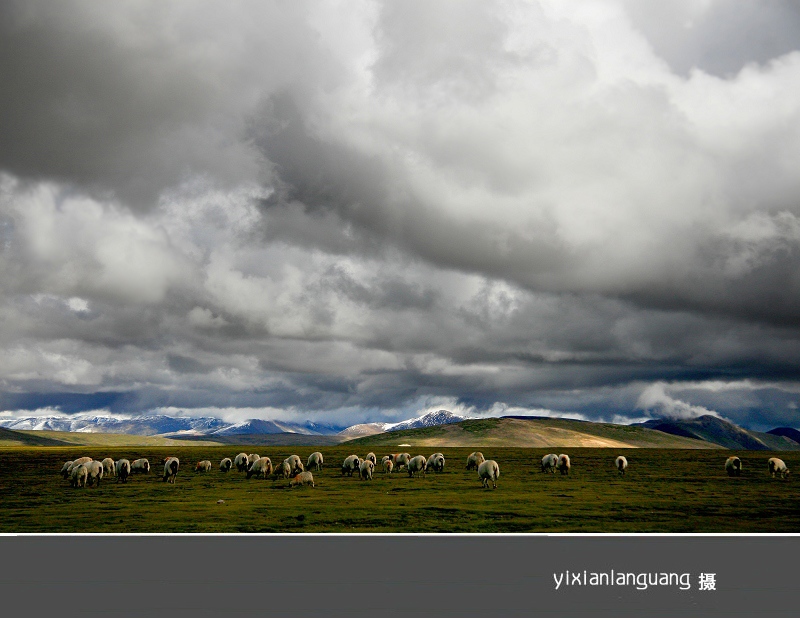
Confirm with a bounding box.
[767,427,800,444]
[338,423,391,438]
[342,417,721,449]
[636,415,800,451]
[170,433,347,446]
[0,427,70,446]
[5,430,224,447]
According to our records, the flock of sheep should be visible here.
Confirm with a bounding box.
[58,450,793,490]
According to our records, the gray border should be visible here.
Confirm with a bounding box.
[1,535,797,617]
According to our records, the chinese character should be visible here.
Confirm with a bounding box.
[698,573,716,591]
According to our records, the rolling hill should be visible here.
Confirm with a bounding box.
[636,415,800,451]
[0,427,71,446]
[4,430,225,447]
[342,417,722,449]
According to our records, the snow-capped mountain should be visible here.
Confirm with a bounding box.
[385,410,467,432]
[0,413,344,436]
[0,409,466,437]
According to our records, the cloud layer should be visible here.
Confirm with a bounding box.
[1,1,799,431]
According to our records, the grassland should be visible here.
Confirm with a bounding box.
[2,445,799,533]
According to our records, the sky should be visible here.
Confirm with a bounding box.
[1,0,799,431]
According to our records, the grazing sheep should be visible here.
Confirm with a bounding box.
[70,463,89,488]
[393,453,412,471]
[557,454,571,475]
[131,458,150,474]
[768,457,790,479]
[383,459,394,474]
[247,454,261,465]
[284,455,304,475]
[163,457,179,483]
[115,459,131,483]
[615,456,628,476]
[289,471,315,488]
[342,455,361,476]
[359,459,375,480]
[60,460,74,478]
[307,452,324,471]
[407,455,427,477]
[279,460,292,479]
[478,460,500,489]
[725,456,742,477]
[195,460,212,472]
[466,452,485,471]
[541,453,558,473]
[65,457,93,478]
[219,457,233,472]
[84,461,104,487]
[247,456,273,479]
[364,452,377,465]
[426,453,445,473]
[234,453,249,472]
[101,458,116,476]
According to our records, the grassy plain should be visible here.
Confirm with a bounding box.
[1,446,799,533]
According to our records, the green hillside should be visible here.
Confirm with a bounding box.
[343,417,721,449]
[0,427,70,446]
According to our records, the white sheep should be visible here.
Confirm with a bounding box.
[359,459,375,480]
[247,456,273,479]
[163,457,179,483]
[195,460,212,472]
[60,460,74,478]
[115,459,131,483]
[342,454,361,476]
[307,452,324,471]
[407,455,427,477]
[219,457,233,472]
[65,457,93,478]
[466,452,485,471]
[364,452,377,465]
[426,453,445,473]
[131,458,150,474]
[557,454,571,475]
[289,471,315,488]
[725,456,742,477]
[383,458,394,474]
[615,456,628,476]
[84,460,104,487]
[70,463,89,488]
[393,453,411,471]
[284,455,304,475]
[478,460,500,489]
[768,457,790,479]
[101,458,116,476]
[541,453,558,473]
[247,454,261,465]
[234,453,249,472]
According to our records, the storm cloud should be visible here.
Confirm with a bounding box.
[1,0,799,431]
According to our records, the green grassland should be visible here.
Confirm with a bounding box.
[1,445,799,533]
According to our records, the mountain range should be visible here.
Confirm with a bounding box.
[1,409,798,450]
[0,409,466,438]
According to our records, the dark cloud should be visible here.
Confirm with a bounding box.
[0,2,799,431]
[623,0,800,77]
